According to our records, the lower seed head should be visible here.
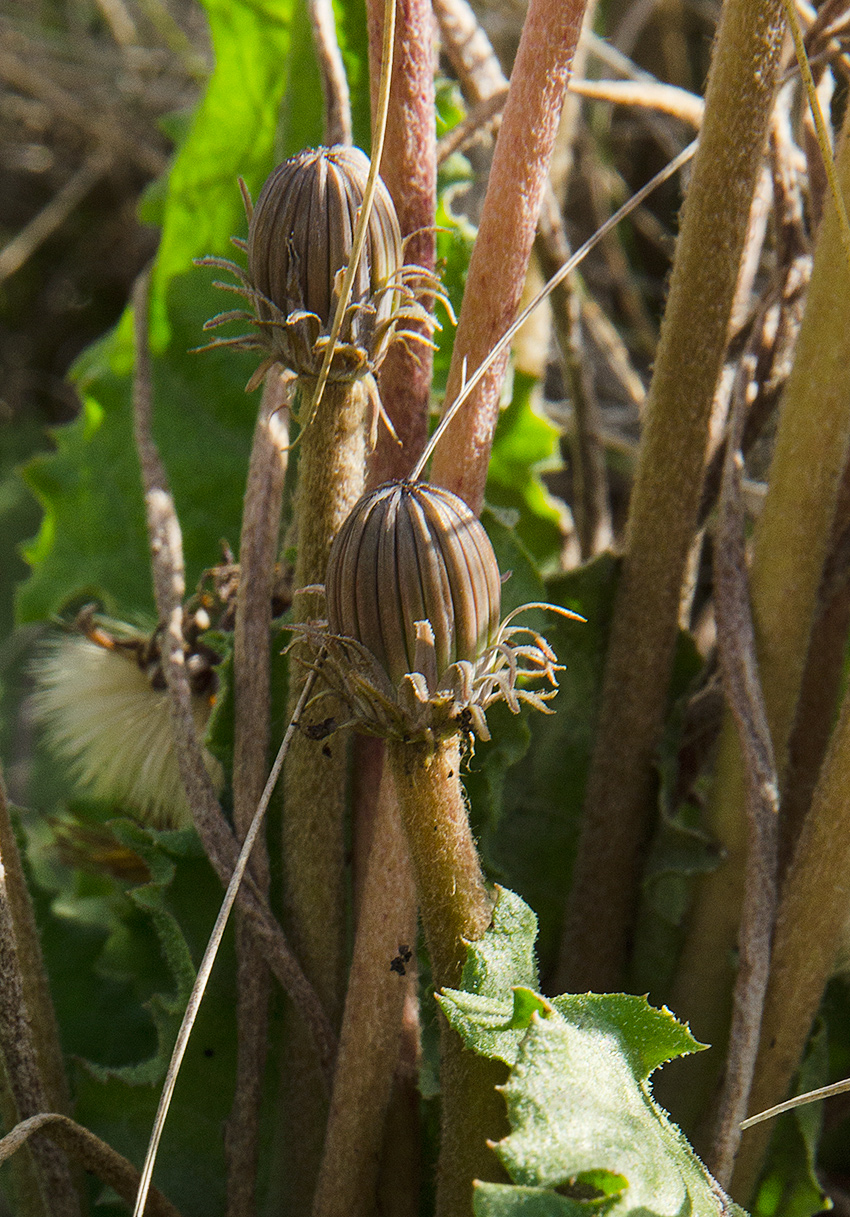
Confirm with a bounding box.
[325,481,502,690]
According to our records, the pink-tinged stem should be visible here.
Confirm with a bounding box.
[366,0,437,482]
[430,0,587,513]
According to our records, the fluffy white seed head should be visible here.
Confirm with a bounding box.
[32,632,222,830]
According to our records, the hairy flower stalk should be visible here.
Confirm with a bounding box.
[292,479,581,1216]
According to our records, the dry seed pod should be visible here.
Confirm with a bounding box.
[197,145,449,391]
[326,481,502,687]
[292,481,583,743]
[248,146,402,378]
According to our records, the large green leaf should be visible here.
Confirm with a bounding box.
[442,890,745,1217]
[16,0,298,624]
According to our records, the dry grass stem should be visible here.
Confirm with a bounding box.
[536,184,612,558]
[308,0,352,145]
[0,1113,181,1217]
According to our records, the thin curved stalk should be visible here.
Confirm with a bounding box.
[555,0,786,994]
[0,1113,180,1217]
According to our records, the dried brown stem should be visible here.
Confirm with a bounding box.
[0,1113,181,1217]
[0,150,112,285]
[432,0,507,102]
[312,768,417,1217]
[536,184,612,558]
[226,371,290,1217]
[430,0,588,514]
[130,268,337,1087]
[556,0,785,994]
[0,776,79,1217]
[308,0,352,145]
[706,368,779,1188]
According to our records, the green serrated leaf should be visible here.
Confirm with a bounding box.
[444,891,732,1217]
[474,1181,616,1216]
[440,888,542,1065]
[463,886,540,998]
[493,997,737,1217]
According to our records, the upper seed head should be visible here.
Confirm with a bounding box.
[247,145,403,379]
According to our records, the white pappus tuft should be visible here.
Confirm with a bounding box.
[31,624,223,830]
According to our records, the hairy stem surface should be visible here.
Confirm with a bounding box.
[671,107,850,1128]
[386,737,504,1217]
[280,378,367,1212]
[367,0,437,483]
[557,0,785,993]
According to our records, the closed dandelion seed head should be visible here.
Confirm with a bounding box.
[196,145,452,398]
[290,481,584,744]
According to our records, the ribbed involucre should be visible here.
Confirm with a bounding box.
[248,146,403,377]
[325,482,502,689]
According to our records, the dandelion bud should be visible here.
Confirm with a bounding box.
[325,481,502,691]
[247,145,403,379]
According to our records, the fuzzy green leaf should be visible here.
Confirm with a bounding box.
[440,888,544,1065]
[474,1181,615,1216]
[444,890,741,1217]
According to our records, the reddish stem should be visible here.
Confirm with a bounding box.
[430,0,587,513]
